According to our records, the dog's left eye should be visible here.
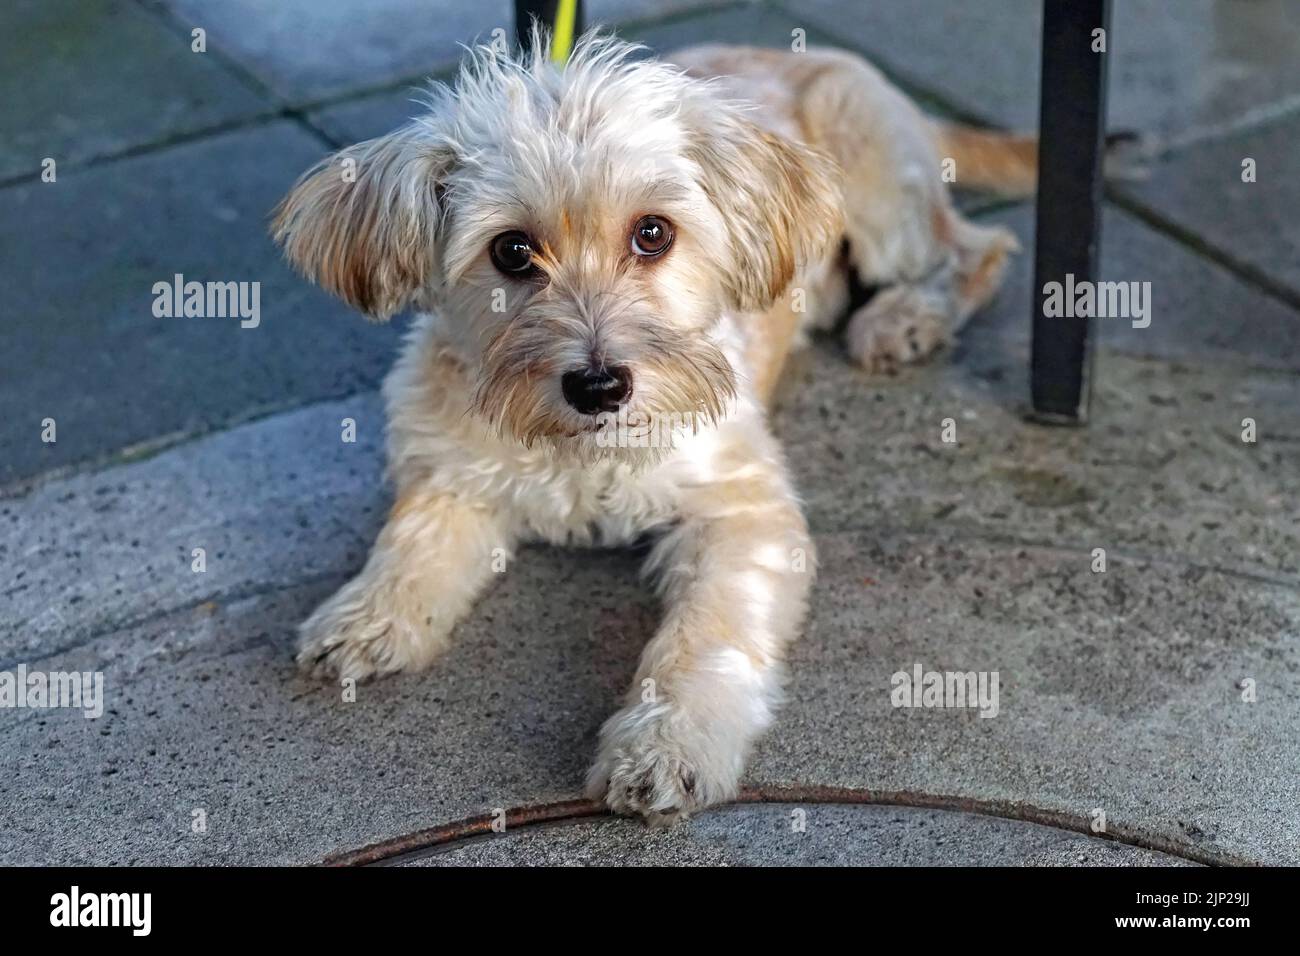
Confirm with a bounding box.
[631,216,673,257]
[490,231,537,276]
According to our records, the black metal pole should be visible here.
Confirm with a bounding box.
[1030,0,1111,424]
[515,0,585,57]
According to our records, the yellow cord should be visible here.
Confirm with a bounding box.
[550,0,578,64]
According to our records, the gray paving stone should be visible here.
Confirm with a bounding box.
[0,393,387,667]
[0,550,612,865]
[1119,112,1300,300]
[2,343,1296,864]
[0,120,407,487]
[589,0,728,26]
[758,530,1298,867]
[155,0,498,102]
[629,1,828,51]
[792,0,1300,138]
[403,804,1196,866]
[0,0,272,182]
[3,512,1292,864]
[308,85,439,147]
[957,202,1300,372]
[158,0,728,103]
[779,351,1300,590]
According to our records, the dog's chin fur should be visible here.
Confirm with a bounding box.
[274,28,1027,824]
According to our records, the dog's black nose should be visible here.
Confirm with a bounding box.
[561,365,632,415]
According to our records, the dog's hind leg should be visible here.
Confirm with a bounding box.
[845,213,1019,375]
[789,52,1019,373]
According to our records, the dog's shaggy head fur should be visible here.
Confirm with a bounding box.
[274,32,841,454]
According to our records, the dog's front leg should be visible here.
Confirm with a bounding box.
[587,468,814,824]
[297,487,513,681]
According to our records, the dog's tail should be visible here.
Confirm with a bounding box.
[931,121,1039,198]
[932,122,1149,199]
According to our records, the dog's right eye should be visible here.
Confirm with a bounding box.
[490,231,537,276]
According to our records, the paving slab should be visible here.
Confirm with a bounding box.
[0,392,388,668]
[0,0,272,183]
[2,333,1296,864]
[0,120,408,488]
[791,0,1300,139]
[307,86,439,150]
[783,350,1300,591]
[1118,111,1300,302]
[956,202,1300,373]
[6,519,1290,865]
[157,0,730,103]
[402,805,1195,866]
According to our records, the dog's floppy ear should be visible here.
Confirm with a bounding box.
[272,125,453,321]
[686,109,844,312]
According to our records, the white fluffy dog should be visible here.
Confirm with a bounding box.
[273,32,1028,823]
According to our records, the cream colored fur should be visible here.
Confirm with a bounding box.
[273,32,1025,823]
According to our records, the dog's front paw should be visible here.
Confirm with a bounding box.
[296,581,447,682]
[845,284,952,375]
[585,701,741,826]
